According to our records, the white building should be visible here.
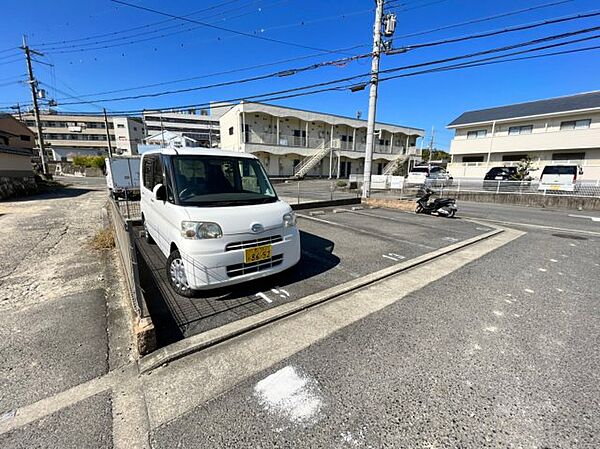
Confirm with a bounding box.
[21,113,144,160]
[447,91,600,180]
[143,102,233,148]
[219,102,425,178]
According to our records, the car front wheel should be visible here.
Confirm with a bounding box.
[166,250,195,297]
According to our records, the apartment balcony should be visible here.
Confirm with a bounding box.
[451,127,600,155]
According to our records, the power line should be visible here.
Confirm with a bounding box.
[43,21,600,106]
[39,0,286,53]
[396,0,576,39]
[109,0,347,55]
[51,52,372,106]
[37,45,366,101]
[397,10,600,51]
[44,30,599,116]
[33,0,250,47]
[53,43,600,117]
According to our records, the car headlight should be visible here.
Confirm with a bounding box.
[181,221,223,239]
[283,212,296,228]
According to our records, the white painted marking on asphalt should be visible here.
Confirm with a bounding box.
[558,272,564,276]
[538,268,547,272]
[504,299,513,304]
[271,288,280,294]
[382,254,398,261]
[389,253,406,260]
[569,243,577,247]
[256,292,272,304]
[513,314,521,318]
[568,214,600,222]
[443,237,459,243]
[254,366,322,424]
[524,289,534,293]
[460,217,600,236]
[557,288,564,292]
[493,310,504,317]
[506,293,512,297]
[278,288,290,297]
[476,227,489,231]
[550,259,558,263]
[484,326,498,333]
[561,254,568,258]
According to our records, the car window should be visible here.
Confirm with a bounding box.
[142,156,154,190]
[542,166,577,176]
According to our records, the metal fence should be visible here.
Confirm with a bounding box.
[273,179,360,205]
[108,197,149,320]
[428,178,600,198]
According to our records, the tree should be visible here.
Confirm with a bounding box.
[422,148,451,162]
[511,156,533,181]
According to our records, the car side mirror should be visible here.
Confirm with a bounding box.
[153,183,166,201]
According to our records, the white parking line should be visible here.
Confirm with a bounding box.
[382,254,398,261]
[256,292,272,304]
[568,214,600,222]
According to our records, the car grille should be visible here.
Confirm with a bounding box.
[225,235,283,252]
[226,254,283,278]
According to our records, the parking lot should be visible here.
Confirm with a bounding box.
[134,206,491,347]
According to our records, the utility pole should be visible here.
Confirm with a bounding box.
[362,0,385,199]
[428,126,435,163]
[103,108,113,157]
[21,35,48,176]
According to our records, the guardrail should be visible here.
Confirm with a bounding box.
[108,196,155,354]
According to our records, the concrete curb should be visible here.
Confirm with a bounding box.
[138,225,504,374]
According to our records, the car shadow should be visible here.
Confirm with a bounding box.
[135,229,340,348]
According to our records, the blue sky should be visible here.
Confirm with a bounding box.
[0,0,598,149]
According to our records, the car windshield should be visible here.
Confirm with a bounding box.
[410,167,429,173]
[171,155,277,206]
[542,166,577,176]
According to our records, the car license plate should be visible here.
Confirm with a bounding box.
[550,185,561,190]
[495,176,503,180]
[244,245,272,264]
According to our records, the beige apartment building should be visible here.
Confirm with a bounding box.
[447,91,600,180]
[21,113,144,160]
[219,102,424,178]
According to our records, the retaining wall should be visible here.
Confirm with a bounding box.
[452,191,600,210]
[0,176,37,200]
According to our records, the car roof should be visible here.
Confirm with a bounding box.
[141,147,258,159]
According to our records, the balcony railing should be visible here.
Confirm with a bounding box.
[246,131,418,155]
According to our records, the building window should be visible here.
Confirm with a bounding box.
[20,135,31,141]
[462,156,485,163]
[502,154,527,162]
[552,152,585,161]
[117,124,125,128]
[467,129,487,139]
[560,119,591,130]
[508,125,533,135]
[228,127,234,135]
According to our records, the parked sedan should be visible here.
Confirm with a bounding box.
[406,166,453,187]
[483,167,527,192]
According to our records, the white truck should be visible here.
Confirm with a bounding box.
[105,157,140,199]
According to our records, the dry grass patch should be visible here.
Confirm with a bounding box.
[91,228,115,251]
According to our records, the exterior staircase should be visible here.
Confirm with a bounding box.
[382,154,410,175]
[292,141,331,179]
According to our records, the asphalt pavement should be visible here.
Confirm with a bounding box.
[135,207,487,346]
[149,203,600,448]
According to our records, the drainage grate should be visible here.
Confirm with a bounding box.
[552,233,589,241]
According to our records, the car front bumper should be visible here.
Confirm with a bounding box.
[178,227,301,290]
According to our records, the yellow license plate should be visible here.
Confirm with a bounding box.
[550,185,561,190]
[244,245,272,264]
